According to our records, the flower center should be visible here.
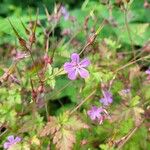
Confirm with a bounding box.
[72,62,80,68]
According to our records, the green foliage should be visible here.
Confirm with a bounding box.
[123,126,148,150]
[40,113,87,150]
[45,64,57,89]
[100,144,116,150]
[119,118,134,136]
[129,95,140,107]
[0,0,150,150]
[50,78,79,103]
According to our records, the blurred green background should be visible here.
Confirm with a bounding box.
[0,0,150,46]
[0,0,84,17]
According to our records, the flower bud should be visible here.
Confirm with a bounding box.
[29,33,36,44]
[32,90,37,100]
[38,85,45,93]
[19,38,27,48]
[43,54,53,65]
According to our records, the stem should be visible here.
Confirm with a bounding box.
[79,43,91,55]
[0,129,8,137]
[69,89,96,115]
[79,20,105,55]
[117,119,144,149]
[124,8,135,59]
[44,68,64,83]
[44,97,49,120]
[115,54,150,73]
[27,49,42,83]
[49,81,72,99]
[109,54,150,90]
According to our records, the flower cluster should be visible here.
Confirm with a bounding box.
[87,89,113,124]
[63,53,114,124]
[3,135,21,149]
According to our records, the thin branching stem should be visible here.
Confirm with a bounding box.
[124,7,135,59]
[69,89,96,115]
[117,119,144,149]
[115,54,150,72]
[79,20,105,55]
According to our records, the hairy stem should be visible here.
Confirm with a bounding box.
[69,89,96,115]
[124,8,135,59]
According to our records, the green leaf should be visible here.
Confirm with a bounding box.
[55,129,75,150]
[50,78,78,103]
[0,67,4,76]
[114,23,150,46]
[119,118,134,136]
[130,96,140,107]
[123,126,148,150]
[64,115,89,131]
[40,116,61,137]
[40,114,87,150]
[47,64,53,75]
[0,15,46,34]
[99,144,115,150]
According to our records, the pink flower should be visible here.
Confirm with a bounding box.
[13,52,28,61]
[60,6,69,20]
[87,106,108,124]
[64,53,90,80]
[3,135,21,149]
[146,69,150,80]
[121,88,130,94]
[100,90,113,106]
[146,69,150,75]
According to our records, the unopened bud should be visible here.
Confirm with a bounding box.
[90,28,95,33]
[80,139,88,145]
[144,1,150,8]
[43,54,53,65]
[19,38,27,48]
[61,29,71,36]
[32,90,37,100]
[38,85,45,93]
[29,33,36,44]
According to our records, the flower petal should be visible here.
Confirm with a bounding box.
[68,69,77,80]
[88,111,96,120]
[64,62,74,72]
[61,6,69,20]
[108,97,113,103]
[121,89,130,94]
[100,98,108,106]
[14,137,21,143]
[87,106,104,121]
[146,69,150,75]
[80,58,90,67]
[78,68,89,79]
[7,135,14,142]
[99,90,113,106]
[3,142,10,149]
[71,53,79,63]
